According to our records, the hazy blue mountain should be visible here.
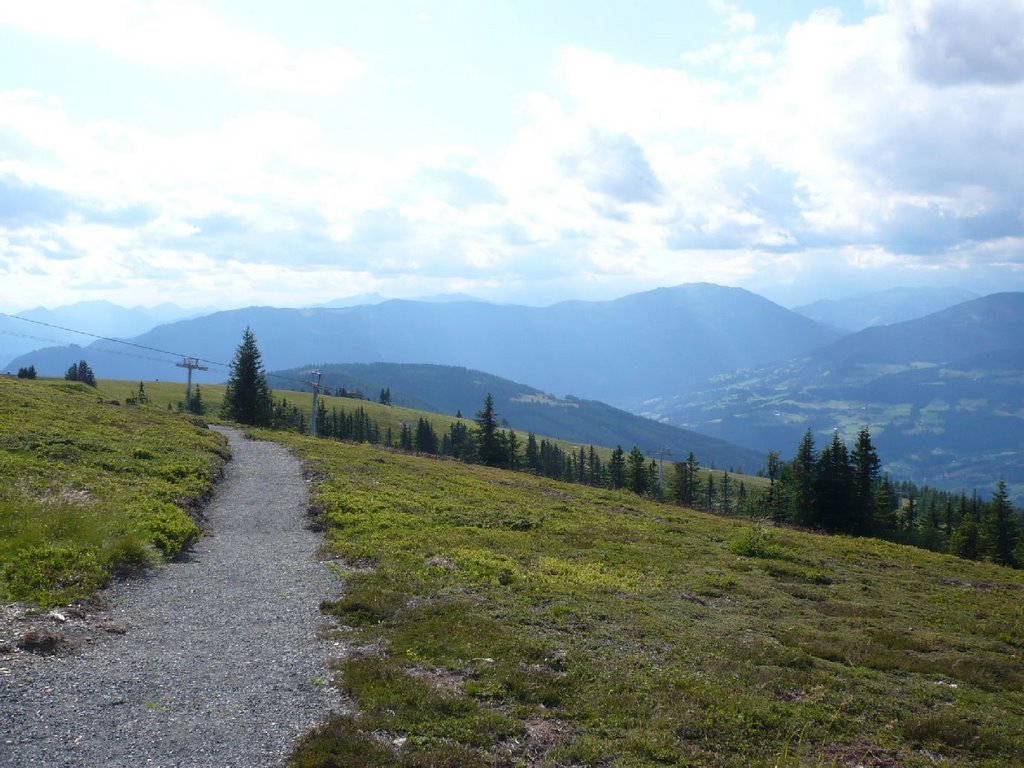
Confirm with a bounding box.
[0,300,205,368]
[312,293,387,308]
[643,293,1024,502]
[410,292,489,304]
[4,284,840,408]
[270,362,767,472]
[312,292,485,308]
[793,286,978,332]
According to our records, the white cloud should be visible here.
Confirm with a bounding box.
[0,1,366,94]
[710,0,757,33]
[1,0,1023,310]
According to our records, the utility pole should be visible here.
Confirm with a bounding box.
[176,357,208,406]
[308,370,323,437]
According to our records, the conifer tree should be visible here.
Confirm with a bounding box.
[220,327,273,426]
[814,432,852,531]
[874,475,899,534]
[648,459,663,501]
[788,429,817,526]
[474,393,504,467]
[415,417,439,454]
[950,517,981,560]
[670,452,702,508]
[850,427,880,535]
[525,433,540,473]
[626,446,647,496]
[609,446,627,489]
[77,360,96,386]
[506,430,520,470]
[985,479,1019,567]
[188,384,205,414]
[65,359,96,386]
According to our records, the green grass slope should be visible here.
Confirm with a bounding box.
[271,431,1024,767]
[269,362,768,472]
[0,377,228,606]
[100,378,770,494]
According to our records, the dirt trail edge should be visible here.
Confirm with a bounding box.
[1,427,341,767]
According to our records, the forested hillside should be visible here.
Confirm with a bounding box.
[646,293,1024,503]
[268,362,766,473]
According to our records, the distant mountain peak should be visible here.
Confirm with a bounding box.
[793,286,979,332]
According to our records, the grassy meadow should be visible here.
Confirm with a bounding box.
[272,430,1024,767]
[7,375,1021,765]
[0,377,227,606]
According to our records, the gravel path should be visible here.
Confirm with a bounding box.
[1,427,341,767]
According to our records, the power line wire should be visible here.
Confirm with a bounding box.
[0,312,312,389]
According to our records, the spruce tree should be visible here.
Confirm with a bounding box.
[474,393,503,467]
[506,430,520,470]
[850,427,880,535]
[186,384,204,414]
[647,459,661,501]
[525,433,540,473]
[65,359,96,386]
[415,418,439,454]
[814,432,852,531]
[874,475,899,534]
[220,327,273,426]
[950,517,981,560]
[626,446,647,496]
[609,446,627,489]
[789,429,817,526]
[985,479,1019,567]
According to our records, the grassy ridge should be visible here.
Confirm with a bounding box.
[0,377,228,607]
[275,431,1024,767]
[99,379,769,495]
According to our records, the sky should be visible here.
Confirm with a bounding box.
[0,0,1022,312]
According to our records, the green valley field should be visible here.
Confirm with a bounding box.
[2,376,1023,766]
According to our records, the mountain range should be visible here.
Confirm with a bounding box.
[0,300,208,367]
[4,284,1020,500]
[2,284,839,408]
[641,293,1024,502]
[792,286,978,332]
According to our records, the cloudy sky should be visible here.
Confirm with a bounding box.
[1,0,1022,311]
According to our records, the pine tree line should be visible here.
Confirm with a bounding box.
[64,359,96,387]
[763,428,1022,567]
